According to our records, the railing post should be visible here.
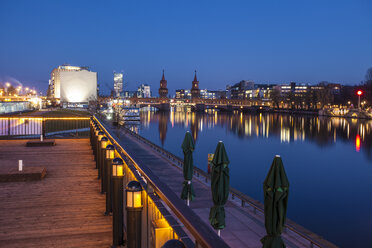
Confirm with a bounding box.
[126,181,143,248]
[8,118,10,137]
[89,117,93,145]
[105,145,115,215]
[100,136,108,193]
[112,158,125,247]
[93,125,100,160]
[97,131,104,177]
[42,118,45,138]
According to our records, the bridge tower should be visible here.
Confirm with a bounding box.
[191,70,200,99]
[158,70,168,98]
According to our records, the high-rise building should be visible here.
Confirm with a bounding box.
[175,89,191,99]
[191,70,200,99]
[49,64,97,103]
[159,70,168,98]
[114,72,123,97]
[138,84,151,98]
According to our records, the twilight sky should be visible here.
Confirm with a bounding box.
[0,0,371,95]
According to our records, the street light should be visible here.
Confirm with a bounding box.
[357,90,363,110]
[126,181,143,248]
[100,136,109,193]
[126,181,143,208]
[105,144,115,215]
[96,131,104,174]
[112,157,124,247]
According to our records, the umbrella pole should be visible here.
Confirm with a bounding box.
[217,229,221,237]
[187,180,191,206]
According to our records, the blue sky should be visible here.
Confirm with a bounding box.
[0,0,371,95]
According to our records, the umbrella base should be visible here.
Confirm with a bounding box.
[261,235,286,248]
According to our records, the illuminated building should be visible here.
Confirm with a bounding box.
[137,84,151,98]
[114,72,123,97]
[49,64,97,103]
[158,70,168,98]
[191,71,200,99]
[175,89,191,99]
[229,80,255,99]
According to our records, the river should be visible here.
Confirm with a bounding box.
[124,109,372,247]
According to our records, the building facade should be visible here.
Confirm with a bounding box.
[175,89,191,99]
[113,72,123,97]
[229,80,255,99]
[159,70,168,98]
[138,84,151,98]
[49,65,97,103]
[191,71,200,99]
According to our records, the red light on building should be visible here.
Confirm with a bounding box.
[355,134,361,152]
[357,90,363,96]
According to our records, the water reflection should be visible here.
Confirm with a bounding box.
[141,110,372,160]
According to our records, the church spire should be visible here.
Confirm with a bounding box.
[159,69,168,98]
[191,70,200,99]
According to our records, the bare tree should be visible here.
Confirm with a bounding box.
[271,88,281,108]
[365,67,372,83]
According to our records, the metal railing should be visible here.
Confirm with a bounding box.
[117,121,337,248]
[0,117,90,139]
[94,116,230,248]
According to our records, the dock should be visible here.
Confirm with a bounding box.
[0,139,112,247]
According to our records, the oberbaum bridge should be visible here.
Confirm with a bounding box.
[0,73,337,248]
[128,71,271,112]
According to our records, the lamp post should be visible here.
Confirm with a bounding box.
[89,118,93,145]
[357,90,363,111]
[105,144,115,215]
[100,136,108,193]
[90,118,96,147]
[93,126,100,161]
[126,181,143,248]
[112,158,124,247]
[96,131,104,175]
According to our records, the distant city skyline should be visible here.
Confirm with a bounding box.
[0,0,371,95]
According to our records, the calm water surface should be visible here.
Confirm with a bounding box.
[128,110,372,247]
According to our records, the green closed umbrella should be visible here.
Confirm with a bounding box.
[261,155,289,248]
[209,141,230,236]
[180,131,195,206]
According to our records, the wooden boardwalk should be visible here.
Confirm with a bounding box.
[113,127,335,248]
[0,139,112,248]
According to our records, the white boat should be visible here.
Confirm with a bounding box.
[119,106,140,123]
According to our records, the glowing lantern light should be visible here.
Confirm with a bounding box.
[112,157,124,177]
[126,181,143,208]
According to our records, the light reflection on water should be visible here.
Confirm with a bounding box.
[141,110,372,158]
[136,109,372,247]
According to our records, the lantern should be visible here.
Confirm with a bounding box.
[97,131,104,142]
[112,157,124,177]
[106,144,115,159]
[100,136,108,149]
[126,181,143,209]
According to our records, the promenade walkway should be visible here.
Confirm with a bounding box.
[112,125,336,248]
[0,139,111,247]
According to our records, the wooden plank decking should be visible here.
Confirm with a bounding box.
[0,139,112,248]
